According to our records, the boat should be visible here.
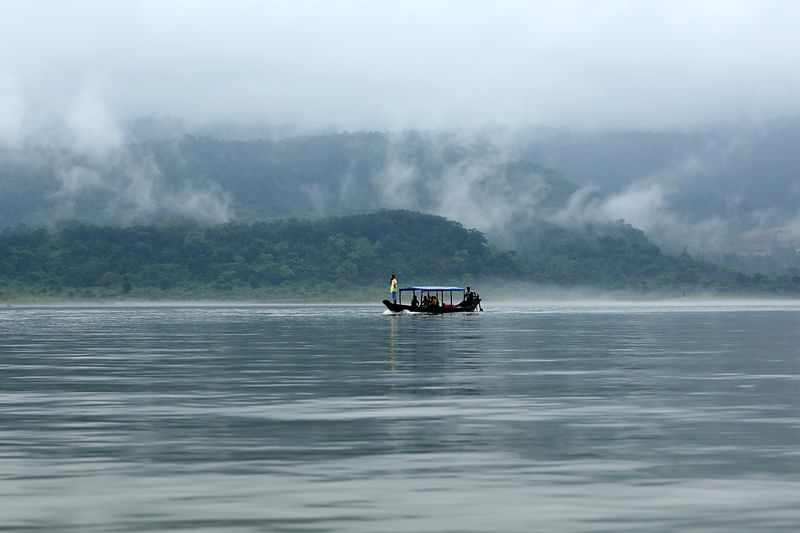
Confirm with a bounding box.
[383,286,482,314]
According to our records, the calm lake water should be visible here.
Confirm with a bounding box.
[2,301,800,532]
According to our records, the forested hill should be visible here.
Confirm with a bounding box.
[1,210,798,302]
[5,123,800,275]
[0,211,512,300]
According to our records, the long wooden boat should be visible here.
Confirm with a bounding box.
[383,286,482,314]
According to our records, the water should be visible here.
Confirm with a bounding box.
[2,301,800,532]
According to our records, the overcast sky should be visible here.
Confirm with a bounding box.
[2,0,800,143]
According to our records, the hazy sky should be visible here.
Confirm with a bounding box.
[2,0,800,143]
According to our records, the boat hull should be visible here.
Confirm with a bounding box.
[382,299,481,313]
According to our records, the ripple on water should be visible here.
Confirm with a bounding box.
[1,303,800,532]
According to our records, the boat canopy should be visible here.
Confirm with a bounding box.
[399,286,465,292]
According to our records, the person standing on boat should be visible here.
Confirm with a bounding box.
[390,274,398,304]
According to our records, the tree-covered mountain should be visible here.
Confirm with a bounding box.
[0,211,512,300]
[0,131,577,227]
[2,210,797,302]
[2,121,800,276]
[519,118,800,265]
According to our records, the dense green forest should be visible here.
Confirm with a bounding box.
[0,211,509,301]
[1,210,799,302]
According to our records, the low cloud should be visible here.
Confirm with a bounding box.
[3,2,800,136]
[546,128,800,257]
[370,132,562,242]
[549,176,736,255]
[33,136,232,226]
[373,158,422,210]
[164,184,232,223]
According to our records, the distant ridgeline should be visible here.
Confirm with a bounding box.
[0,132,578,228]
[4,125,800,275]
[1,210,799,301]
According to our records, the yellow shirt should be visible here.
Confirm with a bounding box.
[391,278,398,292]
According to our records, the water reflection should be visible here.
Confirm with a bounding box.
[389,313,398,372]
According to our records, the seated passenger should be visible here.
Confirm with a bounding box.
[411,294,419,307]
[422,295,430,307]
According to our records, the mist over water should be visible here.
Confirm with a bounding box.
[2,302,800,532]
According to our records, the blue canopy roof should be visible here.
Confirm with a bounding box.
[399,286,465,292]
